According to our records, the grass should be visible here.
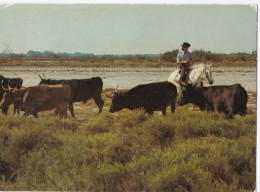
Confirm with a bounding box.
[0,92,256,191]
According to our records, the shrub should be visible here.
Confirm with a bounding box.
[0,109,256,191]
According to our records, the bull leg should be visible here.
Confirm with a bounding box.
[240,105,247,117]
[23,112,29,117]
[33,112,38,118]
[56,106,62,119]
[162,108,166,116]
[146,110,153,116]
[69,103,75,118]
[93,96,104,113]
[13,104,19,115]
[54,110,58,116]
[2,107,8,116]
[63,110,67,119]
[212,101,220,113]
[226,104,234,119]
[63,103,68,119]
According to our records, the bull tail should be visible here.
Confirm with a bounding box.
[70,89,73,103]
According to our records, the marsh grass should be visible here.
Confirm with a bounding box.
[0,93,256,191]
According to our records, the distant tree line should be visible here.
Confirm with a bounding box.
[0,49,257,65]
[161,49,257,63]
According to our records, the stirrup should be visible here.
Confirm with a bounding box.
[180,81,187,86]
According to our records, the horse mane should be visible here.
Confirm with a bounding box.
[189,63,206,69]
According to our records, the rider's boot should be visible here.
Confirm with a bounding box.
[180,66,187,86]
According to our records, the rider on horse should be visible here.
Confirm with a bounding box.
[177,42,195,86]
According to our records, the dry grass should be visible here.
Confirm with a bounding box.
[0,91,256,191]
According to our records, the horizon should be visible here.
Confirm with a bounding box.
[0,49,256,55]
[0,4,257,54]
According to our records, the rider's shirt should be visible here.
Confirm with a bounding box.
[177,51,195,63]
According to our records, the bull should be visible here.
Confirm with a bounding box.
[0,75,23,115]
[39,75,104,118]
[0,84,72,118]
[178,84,248,119]
[108,81,177,115]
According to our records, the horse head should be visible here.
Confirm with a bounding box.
[204,63,214,85]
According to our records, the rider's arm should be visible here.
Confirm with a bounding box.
[190,53,195,65]
[176,53,181,63]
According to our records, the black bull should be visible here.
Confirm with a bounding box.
[178,84,248,119]
[39,76,104,118]
[109,81,177,115]
[0,76,23,115]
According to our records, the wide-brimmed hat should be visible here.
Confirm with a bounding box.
[181,42,191,47]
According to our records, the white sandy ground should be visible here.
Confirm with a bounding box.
[0,67,256,91]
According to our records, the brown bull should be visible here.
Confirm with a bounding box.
[0,84,72,118]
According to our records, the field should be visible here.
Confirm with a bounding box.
[0,89,256,191]
[0,67,257,92]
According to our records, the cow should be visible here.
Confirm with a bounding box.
[0,84,72,118]
[177,84,248,119]
[39,75,104,118]
[108,81,177,115]
[0,75,23,115]
[7,78,23,115]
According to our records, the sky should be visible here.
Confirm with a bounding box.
[0,4,257,54]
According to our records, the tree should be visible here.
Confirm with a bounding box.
[2,44,13,59]
[161,49,179,62]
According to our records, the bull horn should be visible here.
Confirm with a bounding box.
[106,94,113,99]
[39,74,43,80]
[210,63,213,66]
[43,73,46,79]
[115,85,119,92]
[1,80,6,91]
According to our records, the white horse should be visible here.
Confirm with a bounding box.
[168,63,214,110]
[168,63,214,93]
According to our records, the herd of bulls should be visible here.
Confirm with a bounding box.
[0,74,248,119]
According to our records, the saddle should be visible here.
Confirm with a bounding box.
[175,69,192,85]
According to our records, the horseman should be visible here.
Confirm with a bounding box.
[177,42,195,86]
